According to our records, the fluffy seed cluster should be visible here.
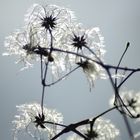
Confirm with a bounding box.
[67,117,119,140]
[3,3,106,87]
[109,90,140,118]
[12,103,63,140]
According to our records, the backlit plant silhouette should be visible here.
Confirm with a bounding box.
[3,3,140,140]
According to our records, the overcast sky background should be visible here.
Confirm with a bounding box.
[0,0,140,140]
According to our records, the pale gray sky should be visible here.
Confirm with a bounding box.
[0,0,140,140]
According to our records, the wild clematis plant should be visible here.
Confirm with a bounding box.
[3,3,140,140]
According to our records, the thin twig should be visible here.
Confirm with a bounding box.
[50,47,140,72]
[118,70,137,89]
[115,42,130,87]
[46,66,80,86]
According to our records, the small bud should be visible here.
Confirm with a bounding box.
[48,55,54,62]
[126,42,130,48]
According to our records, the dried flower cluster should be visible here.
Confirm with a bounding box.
[110,90,140,118]
[3,3,140,140]
[67,118,119,140]
[12,103,63,140]
[3,3,105,87]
